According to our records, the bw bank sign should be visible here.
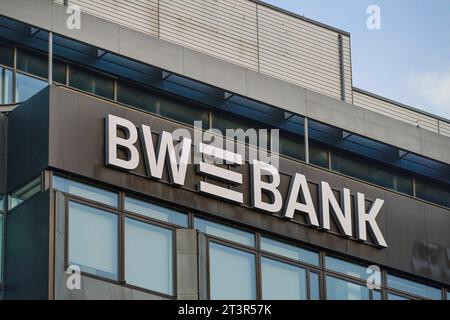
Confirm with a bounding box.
[105,114,387,248]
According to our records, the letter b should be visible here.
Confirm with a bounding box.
[106,114,139,170]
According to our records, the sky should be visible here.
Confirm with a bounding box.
[263,0,450,120]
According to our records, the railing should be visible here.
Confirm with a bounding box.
[353,88,450,137]
[54,0,353,102]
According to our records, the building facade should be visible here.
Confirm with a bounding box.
[0,0,449,300]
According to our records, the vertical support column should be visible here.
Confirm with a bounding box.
[304,117,310,163]
[176,229,199,300]
[338,34,346,102]
[48,32,53,85]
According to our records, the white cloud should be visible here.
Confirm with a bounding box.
[408,69,450,119]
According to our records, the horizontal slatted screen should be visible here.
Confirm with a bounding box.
[159,0,259,70]
[353,90,450,135]
[55,0,159,36]
[257,5,342,100]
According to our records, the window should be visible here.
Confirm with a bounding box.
[0,194,4,212]
[309,272,320,300]
[388,293,409,300]
[53,175,118,207]
[279,134,304,161]
[209,242,256,300]
[17,48,48,79]
[325,256,368,280]
[261,237,319,266]
[125,218,173,295]
[124,196,187,227]
[68,201,118,280]
[372,291,382,300]
[331,152,413,195]
[310,141,329,169]
[195,217,255,247]
[326,276,370,300]
[8,176,42,210]
[0,67,13,104]
[0,44,13,67]
[117,81,209,126]
[261,257,307,300]
[15,73,47,103]
[415,178,450,208]
[69,65,114,100]
[387,274,442,300]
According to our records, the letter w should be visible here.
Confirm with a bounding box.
[140,125,191,186]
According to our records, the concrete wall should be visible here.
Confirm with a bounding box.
[1,0,449,164]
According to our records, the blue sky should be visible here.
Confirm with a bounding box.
[263,0,450,119]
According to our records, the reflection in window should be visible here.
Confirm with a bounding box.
[310,272,320,300]
[325,256,368,280]
[0,194,4,212]
[209,242,256,300]
[326,276,369,300]
[331,152,413,195]
[388,293,409,300]
[261,257,307,300]
[310,142,329,169]
[415,178,450,208]
[0,67,13,104]
[15,73,47,103]
[372,290,382,300]
[125,218,173,295]
[387,274,441,300]
[261,237,319,266]
[8,176,42,210]
[69,65,114,100]
[117,81,209,126]
[0,44,13,67]
[125,197,187,227]
[53,175,118,207]
[279,134,304,161]
[195,217,255,247]
[68,201,118,280]
[17,48,48,79]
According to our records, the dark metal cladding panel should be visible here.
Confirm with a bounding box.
[0,113,7,194]
[5,190,50,300]
[7,87,49,192]
[47,86,450,285]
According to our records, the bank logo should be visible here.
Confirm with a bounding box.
[105,114,388,248]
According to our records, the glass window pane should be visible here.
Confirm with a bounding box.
[0,194,4,212]
[8,176,41,210]
[279,134,304,161]
[387,274,441,300]
[326,276,370,300]
[124,196,187,227]
[53,175,118,207]
[388,293,409,300]
[310,272,320,300]
[447,291,449,300]
[194,217,255,247]
[0,67,13,104]
[0,44,13,67]
[261,237,319,266]
[415,178,450,208]
[68,201,118,280]
[125,218,173,295]
[209,242,256,300]
[325,256,367,280]
[117,81,209,126]
[331,152,413,195]
[53,60,67,84]
[310,141,329,169]
[15,73,47,103]
[69,65,114,99]
[261,257,307,300]
[372,290,382,300]
[17,49,48,79]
